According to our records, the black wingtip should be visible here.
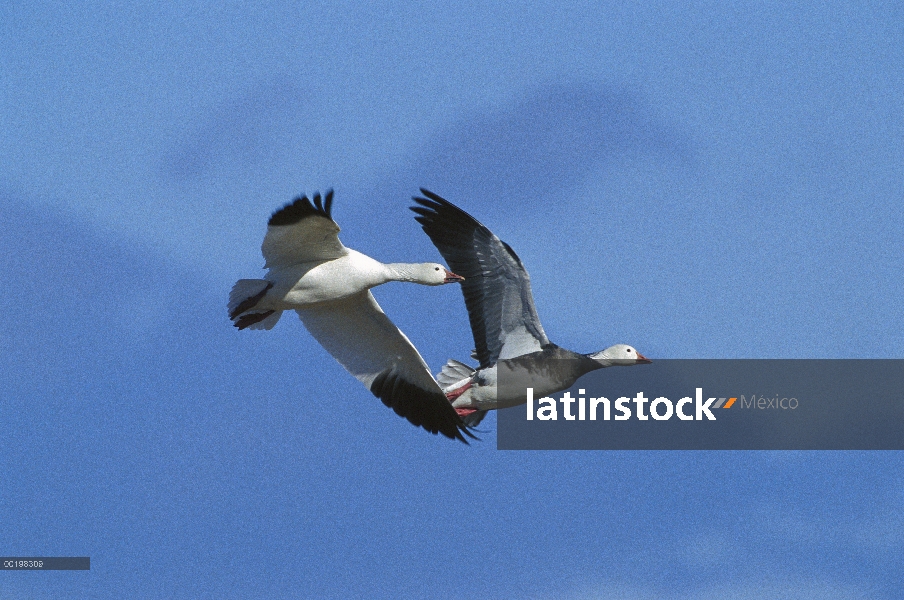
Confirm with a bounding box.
[370,368,477,443]
[410,191,447,229]
[412,188,447,210]
[450,422,480,444]
[268,189,335,226]
[460,426,480,443]
[411,189,487,229]
[418,188,447,203]
[324,189,334,217]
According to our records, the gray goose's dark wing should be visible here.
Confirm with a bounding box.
[411,189,550,369]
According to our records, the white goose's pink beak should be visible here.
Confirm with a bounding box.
[443,269,465,283]
[635,352,652,364]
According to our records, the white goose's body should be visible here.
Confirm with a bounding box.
[255,250,433,309]
[412,190,651,425]
[230,190,472,442]
[267,251,383,307]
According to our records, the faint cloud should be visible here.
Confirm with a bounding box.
[738,498,904,555]
[849,508,904,553]
[565,580,871,600]
[680,531,732,570]
[113,286,171,346]
[161,77,309,181]
[406,81,691,208]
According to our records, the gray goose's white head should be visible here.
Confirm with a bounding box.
[588,344,652,367]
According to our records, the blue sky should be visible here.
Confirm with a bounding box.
[2,2,903,598]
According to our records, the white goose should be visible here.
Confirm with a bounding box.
[229,190,474,441]
[411,189,651,426]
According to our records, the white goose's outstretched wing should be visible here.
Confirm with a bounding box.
[262,190,348,268]
[296,291,475,442]
[411,189,551,369]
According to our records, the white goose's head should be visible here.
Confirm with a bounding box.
[412,263,465,286]
[588,344,652,367]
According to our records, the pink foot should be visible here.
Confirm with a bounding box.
[455,407,478,417]
[445,382,472,402]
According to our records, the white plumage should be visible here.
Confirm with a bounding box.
[230,190,472,442]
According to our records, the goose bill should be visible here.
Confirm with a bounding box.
[443,269,465,283]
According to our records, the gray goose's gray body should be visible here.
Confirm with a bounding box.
[412,190,651,425]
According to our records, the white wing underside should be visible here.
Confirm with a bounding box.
[294,291,441,395]
[262,215,348,269]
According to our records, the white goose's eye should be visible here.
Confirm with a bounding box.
[627,349,632,353]
[435,267,440,270]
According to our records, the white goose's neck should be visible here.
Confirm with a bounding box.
[384,263,421,283]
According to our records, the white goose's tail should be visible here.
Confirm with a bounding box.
[228,279,282,330]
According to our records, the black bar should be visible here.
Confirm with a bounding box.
[1,557,90,570]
